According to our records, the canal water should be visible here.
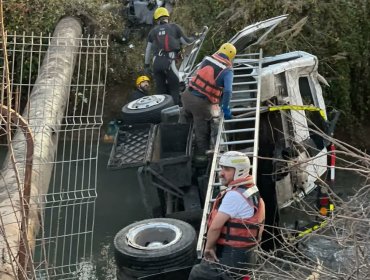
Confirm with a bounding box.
[92,142,150,279]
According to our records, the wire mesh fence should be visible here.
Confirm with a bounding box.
[1,20,108,279]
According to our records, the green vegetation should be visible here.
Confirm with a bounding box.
[3,0,370,147]
[3,0,122,35]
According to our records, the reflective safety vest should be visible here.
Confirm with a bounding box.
[208,176,265,248]
[189,54,232,104]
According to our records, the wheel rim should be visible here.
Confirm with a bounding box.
[126,222,182,250]
[127,95,165,110]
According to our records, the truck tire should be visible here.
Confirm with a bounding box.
[114,218,197,278]
[121,94,174,124]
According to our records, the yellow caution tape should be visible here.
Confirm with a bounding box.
[291,204,334,240]
[268,105,327,120]
[297,220,328,238]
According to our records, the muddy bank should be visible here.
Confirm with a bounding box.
[103,83,131,125]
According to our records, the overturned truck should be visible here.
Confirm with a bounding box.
[108,15,339,279]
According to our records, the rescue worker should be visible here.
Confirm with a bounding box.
[144,7,195,104]
[189,151,265,280]
[127,75,151,103]
[180,43,236,159]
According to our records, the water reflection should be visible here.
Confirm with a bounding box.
[93,143,149,279]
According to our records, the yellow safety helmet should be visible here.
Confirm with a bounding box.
[217,43,237,60]
[136,75,150,87]
[153,7,170,20]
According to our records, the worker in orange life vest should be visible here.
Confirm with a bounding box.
[180,43,236,159]
[189,151,265,280]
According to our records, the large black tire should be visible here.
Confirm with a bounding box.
[121,94,174,124]
[114,218,197,278]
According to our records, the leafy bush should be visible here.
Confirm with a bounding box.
[3,0,122,34]
[3,0,370,146]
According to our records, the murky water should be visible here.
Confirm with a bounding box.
[92,143,150,279]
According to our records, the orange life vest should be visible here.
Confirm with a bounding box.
[189,54,232,104]
[208,176,265,248]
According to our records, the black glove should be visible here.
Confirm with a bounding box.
[144,64,152,76]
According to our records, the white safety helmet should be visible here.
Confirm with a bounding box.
[156,0,164,6]
[219,151,251,180]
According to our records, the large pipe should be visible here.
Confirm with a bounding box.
[0,16,82,279]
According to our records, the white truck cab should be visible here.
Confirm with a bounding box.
[258,51,330,208]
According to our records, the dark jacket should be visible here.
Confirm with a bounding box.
[144,22,194,64]
[127,88,147,103]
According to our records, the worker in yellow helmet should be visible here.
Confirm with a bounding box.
[179,43,237,159]
[144,6,196,105]
[127,75,151,103]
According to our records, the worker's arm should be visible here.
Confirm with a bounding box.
[219,70,234,119]
[204,211,230,262]
[144,41,153,65]
[174,24,195,45]
[180,36,195,45]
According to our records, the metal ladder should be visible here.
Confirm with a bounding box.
[196,49,264,258]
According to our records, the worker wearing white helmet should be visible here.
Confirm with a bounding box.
[189,151,265,279]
